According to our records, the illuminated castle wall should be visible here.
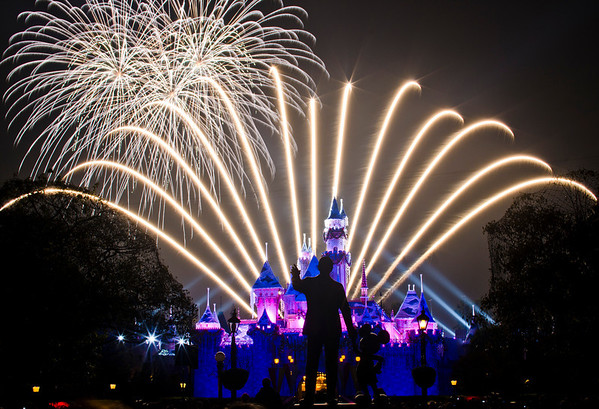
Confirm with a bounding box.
[193,198,459,398]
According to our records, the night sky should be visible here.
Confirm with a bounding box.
[1,0,598,332]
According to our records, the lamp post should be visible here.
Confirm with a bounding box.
[221,307,249,399]
[215,351,226,399]
[228,308,241,371]
[411,310,436,397]
[417,310,429,368]
[228,307,240,399]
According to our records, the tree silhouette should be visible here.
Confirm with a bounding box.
[456,170,599,396]
[0,177,197,401]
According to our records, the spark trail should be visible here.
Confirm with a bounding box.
[0,188,254,314]
[310,98,318,254]
[349,120,514,298]
[377,177,597,302]
[345,81,421,254]
[332,84,352,199]
[273,67,302,255]
[104,125,261,276]
[368,155,553,297]
[345,109,464,292]
[66,160,253,292]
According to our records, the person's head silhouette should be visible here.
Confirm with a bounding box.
[262,377,272,388]
[318,256,334,275]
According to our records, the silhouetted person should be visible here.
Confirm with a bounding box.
[355,324,390,403]
[255,377,283,409]
[291,256,357,406]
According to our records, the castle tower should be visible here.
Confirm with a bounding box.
[414,274,437,332]
[282,269,307,329]
[252,261,283,324]
[322,197,351,292]
[196,288,220,330]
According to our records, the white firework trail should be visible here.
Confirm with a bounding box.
[0,187,254,314]
[3,0,325,212]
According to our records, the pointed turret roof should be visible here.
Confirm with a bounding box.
[327,197,344,219]
[371,301,392,322]
[304,255,320,278]
[257,309,273,326]
[199,304,218,324]
[394,285,420,319]
[284,274,306,301]
[301,234,310,255]
[413,294,435,324]
[252,261,283,289]
[358,306,376,326]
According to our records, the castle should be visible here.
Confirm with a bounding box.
[193,198,459,397]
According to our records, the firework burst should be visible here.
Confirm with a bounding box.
[3,0,325,209]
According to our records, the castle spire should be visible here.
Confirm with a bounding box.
[361,260,368,306]
[327,197,343,219]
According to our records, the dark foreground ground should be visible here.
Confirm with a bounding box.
[18,395,598,409]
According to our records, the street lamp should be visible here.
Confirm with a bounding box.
[221,307,249,399]
[416,310,429,366]
[411,309,436,397]
[451,379,458,396]
[215,351,226,399]
[417,310,429,332]
[228,308,241,334]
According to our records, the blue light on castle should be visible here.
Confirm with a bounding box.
[193,198,461,398]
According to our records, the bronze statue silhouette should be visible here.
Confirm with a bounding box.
[291,256,357,406]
